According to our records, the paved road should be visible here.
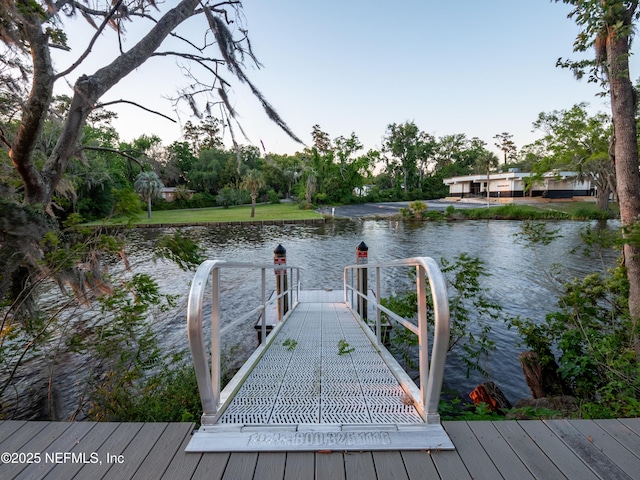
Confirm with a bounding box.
[318,200,492,218]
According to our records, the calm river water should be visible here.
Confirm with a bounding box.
[125,218,617,407]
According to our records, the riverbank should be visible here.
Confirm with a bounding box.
[88,199,613,227]
[324,199,615,221]
[86,202,324,227]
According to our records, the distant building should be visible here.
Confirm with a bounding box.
[160,187,194,202]
[443,171,593,201]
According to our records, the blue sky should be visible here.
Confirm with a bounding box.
[54,1,639,158]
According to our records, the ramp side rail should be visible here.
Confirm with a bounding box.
[344,257,450,424]
[187,260,300,425]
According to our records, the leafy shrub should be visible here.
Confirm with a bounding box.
[381,254,501,378]
[267,189,281,204]
[445,205,456,217]
[508,222,640,418]
[460,204,570,220]
[188,192,217,209]
[313,193,329,205]
[408,200,427,219]
[112,188,142,220]
[216,187,238,208]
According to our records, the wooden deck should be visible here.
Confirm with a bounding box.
[1,418,639,479]
[4,290,638,478]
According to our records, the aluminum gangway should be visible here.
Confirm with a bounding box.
[185,257,454,452]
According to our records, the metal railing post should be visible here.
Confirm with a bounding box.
[274,244,288,320]
[356,242,368,320]
[422,257,450,424]
[416,265,429,410]
[376,266,381,344]
[261,267,266,344]
[211,267,220,409]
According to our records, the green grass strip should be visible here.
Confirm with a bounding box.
[89,203,324,226]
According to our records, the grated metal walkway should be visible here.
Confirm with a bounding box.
[218,302,422,425]
[187,294,453,452]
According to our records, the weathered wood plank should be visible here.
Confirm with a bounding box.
[545,420,632,480]
[429,450,472,480]
[15,421,96,480]
[594,419,640,461]
[570,419,640,479]
[101,422,167,480]
[618,418,640,436]
[43,422,121,480]
[316,452,345,480]
[283,452,315,480]
[161,430,203,480]
[0,421,27,440]
[399,451,439,480]
[71,422,144,479]
[466,421,535,480]
[131,423,193,480]
[222,452,258,480]
[255,452,286,480]
[372,451,409,480]
[518,420,599,480]
[4,419,640,480]
[442,421,501,480]
[0,421,49,452]
[492,420,567,480]
[191,452,230,480]
[343,452,376,480]
[0,422,71,479]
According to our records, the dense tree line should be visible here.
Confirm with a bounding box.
[9,103,626,223]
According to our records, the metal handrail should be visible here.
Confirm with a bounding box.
[187,260,300,425]
[343,257,450,424]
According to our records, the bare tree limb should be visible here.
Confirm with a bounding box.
[54,0,125,80]
[0,127,12,149]
[96,99,177,123]
[151,50,225,78]
[81,146,144,168]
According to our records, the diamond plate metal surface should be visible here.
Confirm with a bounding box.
[217,302,422,425]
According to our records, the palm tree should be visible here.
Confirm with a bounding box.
[241,169,265,218]
[134,171,164,219]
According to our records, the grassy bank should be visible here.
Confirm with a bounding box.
[90,202,324,226]
[425,202,617,221]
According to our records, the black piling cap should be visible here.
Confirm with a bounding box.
[274,244,286,255]
[356,241,368,251]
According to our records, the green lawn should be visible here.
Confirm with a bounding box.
[90,202,324,226]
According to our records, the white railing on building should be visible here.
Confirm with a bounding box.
[344,257,450,424]
[186,260,300,425]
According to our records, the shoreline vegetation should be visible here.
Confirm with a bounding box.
[423,201,615,221]
[86,200,615,227]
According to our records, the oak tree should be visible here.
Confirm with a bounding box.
[0,0,299,303]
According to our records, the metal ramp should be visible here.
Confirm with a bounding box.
[186,258,454,452]
[187,297,453,451]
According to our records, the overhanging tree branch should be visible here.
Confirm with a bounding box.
[96,99,176,123]
[54,0,125,80]
[80,145,144,168]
